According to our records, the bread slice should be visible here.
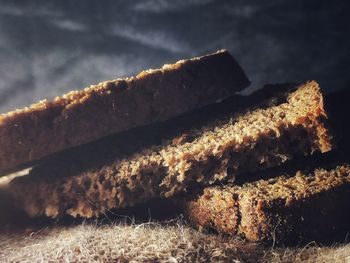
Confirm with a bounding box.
[185,164,350,243]
[0,50,249,175]
[8,81,332,218]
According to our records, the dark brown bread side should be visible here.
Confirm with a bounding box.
[8,81,332,218]
[0,50,250,175]
[185,165,350,244]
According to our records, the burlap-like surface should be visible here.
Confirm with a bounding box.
[1,219,350,262]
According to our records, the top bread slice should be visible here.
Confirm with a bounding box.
[0,50,250,175]
[8,81,332,218]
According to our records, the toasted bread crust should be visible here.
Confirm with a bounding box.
[0,50,250,174]
[186,165,350,243]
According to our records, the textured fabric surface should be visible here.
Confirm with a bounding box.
[1,219,350,263]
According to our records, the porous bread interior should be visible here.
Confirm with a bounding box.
[9,81,332,218]
[238,165,350,201]
[186,165,350,241]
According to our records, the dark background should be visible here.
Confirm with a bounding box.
[0,0,349,113]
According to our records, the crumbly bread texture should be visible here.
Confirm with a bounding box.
[185,164,350,244]
[9,81,332,218]
[0,50,249,175]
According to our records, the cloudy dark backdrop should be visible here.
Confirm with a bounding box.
[0,0,349,113]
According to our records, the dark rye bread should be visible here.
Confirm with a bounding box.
[8,81,332,218]
[185,164,350,244]
[0,50,249,175]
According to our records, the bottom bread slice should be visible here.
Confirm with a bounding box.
[185,164,350,243]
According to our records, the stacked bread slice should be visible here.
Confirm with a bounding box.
[185,164,350,243]
[0,50,249,175]
[2,50,348,244]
